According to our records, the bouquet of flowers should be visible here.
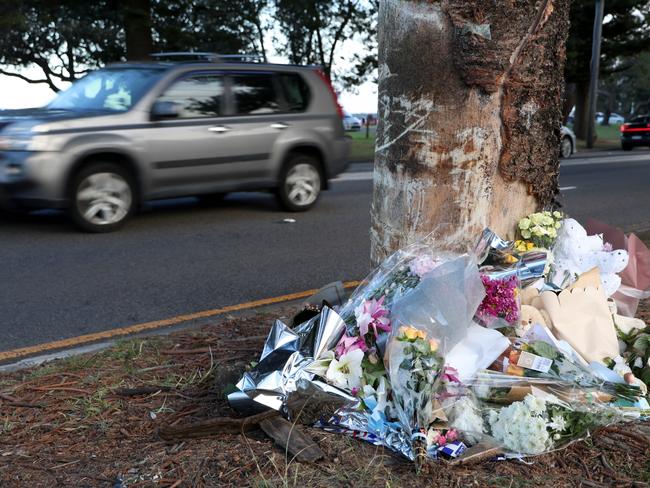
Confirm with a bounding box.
[517,211,563,250]
[486,336,644,405]
[386,324,445,468]
[476,274,520,327]
[486,392,620,455]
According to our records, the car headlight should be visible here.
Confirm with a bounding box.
[0,134,33,151]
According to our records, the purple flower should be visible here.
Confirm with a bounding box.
[477,275,520,324]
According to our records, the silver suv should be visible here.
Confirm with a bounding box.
[0,55,350,232]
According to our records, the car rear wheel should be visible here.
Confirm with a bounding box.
[276,154,322,212]
[622,143,634,151]
[560,136,573,158]
[70,163,135,232]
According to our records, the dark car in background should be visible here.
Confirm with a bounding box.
[0,53,350,232]
[621,115,650,151]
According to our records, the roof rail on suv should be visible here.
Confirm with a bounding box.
[150,52,267,64]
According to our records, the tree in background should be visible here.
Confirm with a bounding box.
[565,0,650,138]
[372,0,570,262]
[0,0,375,93]
[274,0,376,84]
[0,0,122,91]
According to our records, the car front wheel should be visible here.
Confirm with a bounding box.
[70,163,135,232]
[276,154,322,212]
[560,136,573,158]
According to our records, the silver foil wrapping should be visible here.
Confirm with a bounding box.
[474,228,548,285]
[229,306,356,418]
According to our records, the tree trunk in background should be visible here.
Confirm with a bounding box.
[562,82,576,125]
[122,0,153,61]
[602,90,612,126]
[573,80,590,139]
[371,0,570,264]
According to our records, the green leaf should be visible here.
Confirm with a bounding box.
[632,333,650,355]
[529,341,560,360]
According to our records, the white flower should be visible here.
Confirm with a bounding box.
[549,413,567,432]
[488,395,551,455]
[306,350,335,376]
[448,396,485,444]
[519,218,532,230]
[325,349,364,391]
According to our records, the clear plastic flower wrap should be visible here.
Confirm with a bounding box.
[484,325,645,406]
[384,254,486,466]
[466,374,634,456]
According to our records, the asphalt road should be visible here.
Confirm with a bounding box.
[2,149,650,353]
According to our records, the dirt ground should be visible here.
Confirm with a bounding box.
[1,305,650,488]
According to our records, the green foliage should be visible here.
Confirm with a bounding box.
[0,0,268,91]
[528,341,560,360]
[273,0,377,88]
[0,0,377,93]
[566,0,650,84]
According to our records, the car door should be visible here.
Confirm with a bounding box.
[216,71,286,182]
[142,72,232,197]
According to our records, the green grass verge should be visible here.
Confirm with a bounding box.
[346,123,626,161]
[348,128,376,162]
[572,123,622,151]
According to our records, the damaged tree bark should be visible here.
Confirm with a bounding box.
[371,0,570,263]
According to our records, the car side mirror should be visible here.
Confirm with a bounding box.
[151,101,181,120]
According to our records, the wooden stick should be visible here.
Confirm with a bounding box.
[157,409,278,441]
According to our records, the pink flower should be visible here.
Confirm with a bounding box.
[603,242,613,252]
[446,429,458,442]
[442,366,461,384]
[409,255,440,277]
[354,296,391,338]
[438,434,447,446]
[477,274,520,324]
[335,332,368,358]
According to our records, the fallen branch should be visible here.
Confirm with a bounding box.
[259,416,325,463]
[111,386,173,397]
[157,409,277,441]
[0,392,45,409]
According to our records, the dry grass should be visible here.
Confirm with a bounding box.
[1,306,649,487]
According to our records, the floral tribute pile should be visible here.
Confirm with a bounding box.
[231,213,650,469]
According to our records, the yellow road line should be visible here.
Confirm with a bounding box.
[0,280,362,363]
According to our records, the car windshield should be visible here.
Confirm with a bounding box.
[48,68,164,112]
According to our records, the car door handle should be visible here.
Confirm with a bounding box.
[270,122,290,130]
[208,125,231,133]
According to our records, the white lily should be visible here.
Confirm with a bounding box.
[306,350,335,376]
[325,349,364,390]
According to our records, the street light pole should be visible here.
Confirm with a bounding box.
[586,0,605,148]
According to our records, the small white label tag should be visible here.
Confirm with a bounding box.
[517,351,552,373]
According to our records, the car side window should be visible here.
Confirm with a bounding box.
[157,75,224,118]
[280,73,310,112]
[231,73,281,115]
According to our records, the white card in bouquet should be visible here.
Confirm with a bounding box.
[445,323,510,381]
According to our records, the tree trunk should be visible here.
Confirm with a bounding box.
[602,90,612,126]
[122,0,153,61]
[562,82,576,125]
[371,0,570,264]
[573,80,590,139]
